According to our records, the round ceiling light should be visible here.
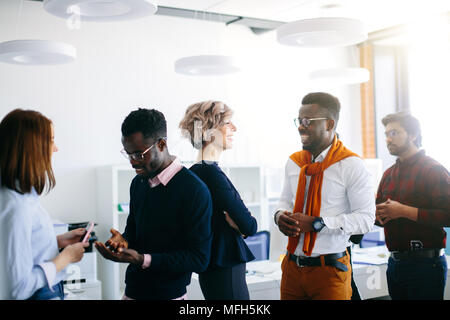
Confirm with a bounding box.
[0,40,76,65]
[174,55,241,76]
[309,67,370,85]
[277,17,367,47]
[43,0,157,22]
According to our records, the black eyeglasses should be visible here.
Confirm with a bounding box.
[294,117,327,128]
[120,137,166,161]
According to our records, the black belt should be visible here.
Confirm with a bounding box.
[391,248,444,261]
[288,251,348,272]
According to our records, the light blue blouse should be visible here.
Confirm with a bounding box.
[0,183,66,299]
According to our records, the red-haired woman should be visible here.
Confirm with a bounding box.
[0,109,88,300]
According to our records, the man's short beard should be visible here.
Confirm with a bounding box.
[389,141,412,156]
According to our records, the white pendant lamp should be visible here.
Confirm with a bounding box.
[309,67,370,85]
[175,55,240,76]
[277,17,367,47]
[43,0,157,22]
[0,40,76,65]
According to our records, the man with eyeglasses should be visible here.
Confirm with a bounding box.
[95,108,213,300]
[376,112,449,300]
[274,92,375,300]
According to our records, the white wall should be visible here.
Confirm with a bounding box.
[0,0,362,223]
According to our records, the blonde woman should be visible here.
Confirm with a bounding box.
[179,101,257,300]
[0,109,88,300]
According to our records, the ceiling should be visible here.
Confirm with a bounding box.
[156,0,450,33]
[27,0,450,36]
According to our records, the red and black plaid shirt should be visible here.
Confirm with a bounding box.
[376,150,450,251]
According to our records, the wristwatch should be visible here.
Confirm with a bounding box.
[312,217,325,232]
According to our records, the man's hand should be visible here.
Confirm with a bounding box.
[95,242,143,265]
[277,211,301,237]
[277,211,317,237]
[376,198,418,225]
[57,228,86,249]
[291,212,315,233]
[104,228,128,252]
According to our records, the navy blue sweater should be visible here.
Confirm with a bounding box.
[190,161,257,270]
[122,167,212,299]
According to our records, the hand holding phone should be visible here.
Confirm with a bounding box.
[81,222,95,243]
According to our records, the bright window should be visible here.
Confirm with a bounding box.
[407,15,450,169]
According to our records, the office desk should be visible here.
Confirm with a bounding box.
[245,261,282,300]
[186,261,281,300]
[352,246,450,300]
[187,249,450,300]
[352,246,390,299]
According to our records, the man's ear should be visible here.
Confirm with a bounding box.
[326,118,335,131]
[157,138,166,152]
[409,133,418,145]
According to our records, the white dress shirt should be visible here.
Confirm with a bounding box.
[277,144,376,257]
[0,183,65,299]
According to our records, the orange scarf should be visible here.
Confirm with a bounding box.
[287,135,359,256]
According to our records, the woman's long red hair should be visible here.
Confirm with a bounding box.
[0,109,55,195]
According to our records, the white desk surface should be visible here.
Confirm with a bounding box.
[188,261,281,300]
[352,245,450,300]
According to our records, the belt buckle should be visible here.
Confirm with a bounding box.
[295,256,307,268]
[410,240,423,251]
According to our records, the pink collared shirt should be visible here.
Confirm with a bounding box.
[123,157,184,300]
[148,157,183,188]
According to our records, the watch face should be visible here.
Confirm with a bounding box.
[313,219,324,231]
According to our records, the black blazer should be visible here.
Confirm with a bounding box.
[190,161,257,270]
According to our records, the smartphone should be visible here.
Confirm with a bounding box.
[81,222,95,243]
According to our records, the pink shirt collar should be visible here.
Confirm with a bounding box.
[148,157,183,188]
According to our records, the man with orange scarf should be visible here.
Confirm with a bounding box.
[274,92,375,300]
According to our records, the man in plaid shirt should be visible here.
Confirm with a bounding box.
[376,112,449,300]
